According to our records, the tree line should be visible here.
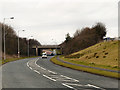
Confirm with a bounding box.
[0,23,41,58]
[60,22,107,55]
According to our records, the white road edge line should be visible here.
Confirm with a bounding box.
[62,83,76,90]
[27,61,33,70]
[27,62,29,67]
[43,74,56,82]
[34,59,46,70]
[35,60,40,67]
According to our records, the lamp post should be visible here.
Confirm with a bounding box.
[18,30,25,58]
[27,36,33,57]
[51,39,57,55]
[3,17,14,61]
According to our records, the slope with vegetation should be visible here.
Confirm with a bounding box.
[51,22,119,78]
[64,40,119,70]
[51,40,119,78]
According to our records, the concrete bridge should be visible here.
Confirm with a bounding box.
[32,45,62,56]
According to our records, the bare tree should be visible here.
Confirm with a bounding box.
[60,22,107,55]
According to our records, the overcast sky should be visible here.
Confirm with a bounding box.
[0,0,119,45]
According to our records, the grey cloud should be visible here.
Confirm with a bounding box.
[1,0,118,44]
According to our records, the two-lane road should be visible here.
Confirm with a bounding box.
[2,57,119,90]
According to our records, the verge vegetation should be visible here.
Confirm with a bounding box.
[0,23,41,57]
[50,56,119,78]
[51,40,119,78]
[0,56,39,65]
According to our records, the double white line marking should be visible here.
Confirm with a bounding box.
[27,58,104,90]
[34,70,40,74]
[43,74,56,82]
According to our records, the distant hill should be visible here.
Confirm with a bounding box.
[65,40,119,68]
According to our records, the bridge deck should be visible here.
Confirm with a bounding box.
[32,45,61,49]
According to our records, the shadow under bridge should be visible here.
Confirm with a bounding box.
[32,45,62,56]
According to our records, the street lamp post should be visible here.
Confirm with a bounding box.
[28,39,29,57]
[3,17,14,61]
[18,30,25,58]
[27,36,33,57]
[52,39,57,55]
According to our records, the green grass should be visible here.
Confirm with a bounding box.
[0,56,39,65]
[50,56,119,78]
[65,40,119,69]
[60,56,119,71]
[50,40,120,78]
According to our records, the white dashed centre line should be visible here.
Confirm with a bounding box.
[26,58,104,90]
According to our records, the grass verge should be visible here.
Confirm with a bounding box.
[50,56,120,79]
[60,56,119,71]
[0,56,39,65]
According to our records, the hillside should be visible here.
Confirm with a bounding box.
[64,40,119,69]
[51,40,119,78]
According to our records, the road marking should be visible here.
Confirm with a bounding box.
[40,67,46,70]
[29,67,33,70]
[87,84,103,89]
[47,75,76,82]
[34,70,40,74]
[63,83,83,86]
[27,61,33,70]
[61,75,79,82]
[35,60,40,67]
[57,79,77,82]
[43,74,56,81]
[27,62,29,67]
[62,83,76,90]
[33,59,79,83]
[48,70,57,74]
[27,60,41,74]
[35,60,37,65]
[27,58,104,90]
[62,83,104,90]
[34,59,46,70]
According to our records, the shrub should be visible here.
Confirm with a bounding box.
[96,56,99,58]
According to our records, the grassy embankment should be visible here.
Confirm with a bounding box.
[51,40,120,78]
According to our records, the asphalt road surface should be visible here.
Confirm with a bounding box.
[1,56,119,90]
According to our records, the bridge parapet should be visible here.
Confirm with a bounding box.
[32,45,61,49]
[32,45,62,56]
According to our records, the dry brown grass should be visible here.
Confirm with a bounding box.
[64,40,119,69]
